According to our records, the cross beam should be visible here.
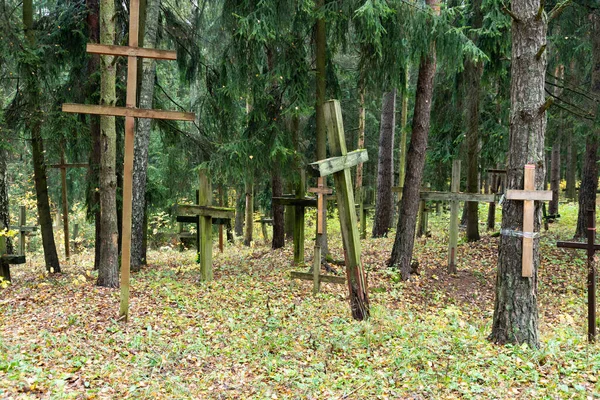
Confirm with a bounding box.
[61,0,195,322]
[0,236,26,282]
[557,210,598,342]
[308,177,333,234]
[505,164,552,277]
[9,206,37,255]
[49,147,88,260]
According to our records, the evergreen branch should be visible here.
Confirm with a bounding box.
[155,80,202,134]
[551,101,595,121]
[501,4,521,22]
[549,0,572,20]
[544,87,596,119]
[545,78,600,103]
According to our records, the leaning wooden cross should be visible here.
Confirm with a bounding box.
[177,170,234,281]
[62,0,195,321]
[9,206,37,255]
[290,176,344,292]
[49,147,88,260]
[505,164,552,277]
[309,100,369,320]
[557,210,598,342]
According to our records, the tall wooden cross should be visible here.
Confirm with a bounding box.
[177,170,234,281]
[557,210,598,342]
[310,99,369,320]
[49,147,88,260]
[308,177,332,234]
[9,206,37,255]
[0,235,26,282]
[62,0,195,321]
[505,164,552,277]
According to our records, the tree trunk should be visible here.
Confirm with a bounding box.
[315,0,328,257]
[234,188,244,237]
[398,68,410,198]
[372,89,396,237]
[0,146,12,254]
[465,0,483,241]
[131,0,161,272]
[549,135,560,215]
[489,0,547,349]
[355,88,366,194]
[24,0,61,273]
[388,0,439,280]
[96,0,119,287]
[243,179,253,246]
[565,131,576,200]
[487,172,498,230]
[86,0,102,271]
[575,137,598,238]
[272,167,285,249]
[575,12,600,237]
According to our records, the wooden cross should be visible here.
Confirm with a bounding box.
[309,100,369,320]
[255,215,273,242]
[273,170,317,265]
[177,170,234,281]
[177,189,231,253]
[557,210,598,342]
[62,0,194,321]
[406,160,500,273]
[505,164,552,277]
[308,177,333,234]
[0,235,26,282]
[290,245,345,293]
[9,206,37,255]
[49,147,88,260]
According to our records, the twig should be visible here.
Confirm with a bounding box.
[337,382,368,400]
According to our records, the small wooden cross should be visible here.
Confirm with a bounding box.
[308,177,332,234]
[62,0,194,321]
[177,170,234,281]
[309,100,369,320]
[0,235,26,282]
[505,164,552,277]
[49,147,88,260]
[9,206,37,256]
[557,210,598,342]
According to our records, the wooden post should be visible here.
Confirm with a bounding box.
[198,169,213,281]
[448,160,461,274]
[505,164,552,277]
[322,100,369,320]
[312,245,321,294]
[0,236,8,282]
[18,206,26,255]
[308,176,333,235]
[417,184,430,237]
[60,149,69,259]
[557,210,598,342]
[295,170,305,265]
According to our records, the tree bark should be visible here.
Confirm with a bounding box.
[234,188,244,237]
[489,0,547,349]
[355,88,366,194]
[574,12,600,237]
[96,0,119,287]
[0,146,12,254]
[549,134,560,215]
[243,179,253,246]
[465,0,483,241]
[372,89,396,237]
[388,0,439,280]
[272,167,285,249]
[24,0,60,273]
[315,0,328,257]
[131,0,161,272]
[86,0,102,270]
[565,131,576,200]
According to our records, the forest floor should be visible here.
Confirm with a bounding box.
[1,203,599,399]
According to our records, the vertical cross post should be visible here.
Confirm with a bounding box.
[557,210,599,342]
[198,169,213,281]
[505,164,552,277]
[308,176,333,234]
[448,160,461,274]
[9,206,37,256]
[49,147,88,260]
[312,245,321,294]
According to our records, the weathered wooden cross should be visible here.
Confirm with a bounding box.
[62,0,195,321]
[255,214,273,242]
[308,177,332,234]
[505,164,552,277]
[0,235,26,282]
[557,210,598,342]
[407,160,500,273]
[273,170,317,265]
[9,206,37,255]
[309,100,369,320]
[177,189,231,254]
[177,170,234,281]
[49,147,88,260]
